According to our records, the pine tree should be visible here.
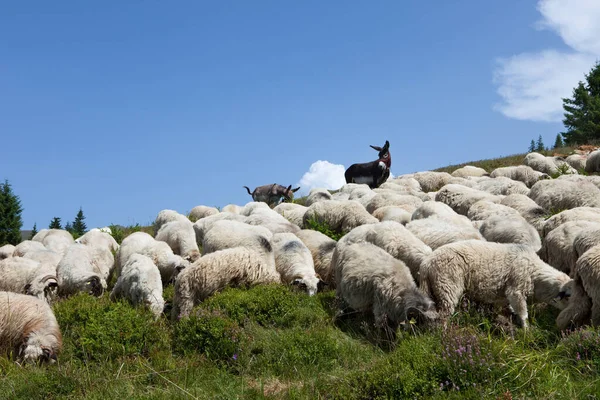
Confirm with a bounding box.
[49,217,62,229]
[536,135,545,152]
[72,207,87,237]
[553,133,564,149]
[0,180,24,245]
[528,139,536,153]
[64,222,73,233]
[29,223,38,239]
[561,61,600,145]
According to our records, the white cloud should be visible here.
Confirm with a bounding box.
[493,0,600,122]
[296,160,346,196]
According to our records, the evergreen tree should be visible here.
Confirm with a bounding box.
[553,133,564,149]
[29,223,38,240]
[528,139,536,153]
[49,217,62,229]
[536,135,545,152]
[72,207,87,237]
[0,180,24,245]
[64,222,73,233]
[561,61,600,145]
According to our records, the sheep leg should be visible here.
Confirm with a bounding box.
[556,280,591,331]
[506,290,528,328]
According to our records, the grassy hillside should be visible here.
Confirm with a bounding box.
[4,148,600,399]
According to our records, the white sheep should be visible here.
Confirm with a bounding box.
[411,201,473,228]
[192,212,248,244]
[303,200,379,234]
[13,240,47,257]
[0,291,62,364]
[221,204,244,214]
[365,192,423,214]
[171,247,281,320]
[539,221,600,275]
[500,194,547,234]
[451,165,489,178]
[435,184,502,216]
[273,202,307,228]
[419,240,573,328]
[529,179,600,211]
[401,171,453,192]
[271,232,324,296]
[584,149,600,173]
[188,205,220,222]
[76,229,119,253]
[556,244,600,330]
[478,215,542,251]
[334,241,438,332]
[466,200,522,221]
[110,253,165,319]
[202,220,274,258]
[153,209,190,235]
[0,257,58,303]
[56,244,107,297]
[383,177,422,192]
[305,188,332,206]
[244,207,301,234]
[294,229,337,285]
[338,221,432,282]
[405,218,484,251]
[566,154,587,171]
[0,244,15,259]
[155,219,201,262]
[524,152,572,176]
[573,226,600,259]
[115,232,190,285]
[542,207,600,238]
[22,249,63,271]
[475,176,530,196]
[32,229,74,256]
[489,165,550,188]
[371,206,412,225]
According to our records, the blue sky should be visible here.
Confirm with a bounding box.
[2,1,599,229]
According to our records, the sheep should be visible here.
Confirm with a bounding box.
[467,200,522,221]
[373,185,431,202]
[334,241,438,332]
[110,254,165,319]
[479,215,542,251]
[566,154,587,171]
[244,207,301,234]
[344,140,391,189]
[202,220,274,259]
[406,218,484,251]
[435,184,502,216]
[451,165,489,178]
[419,240,573,328]
[524,152,565,175]
[273,203,307,228]
[188,205,220,222]
[338,221,432,282]
[302,200,379,234]
[573,226,600,259]
[402,171,453,192]
[155,219,201,262]
[153,209,190,235]
[584,149,600,173]
[411,201,473,228]
[556,244,600,330]
[346,186,378,208]
[382,177,422,192]
[294,229,337,285]
[192,212,248,244]
[32,229,74,256]
[371,206,412,225]
[56,244,106,297]
[0,244,15,259]
[115,232,190,285]
[13,240,47,257]
[243,184,300,206]
[221,204,244,214]
[75,229,119,253]
[529,179,600,211]
[539,221,600,275]
[0,257,58,303]
[305,188,332,206]
[489,165,550,188]
[365,192,423,214]
[171,247,281,320]
[475,176,530,196]
[22,250,63,271]
[542,207,600,238]
[272,232,324,296]
[500,194,548,233]
[0,291,62,364]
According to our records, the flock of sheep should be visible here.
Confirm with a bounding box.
[1,148,600,365]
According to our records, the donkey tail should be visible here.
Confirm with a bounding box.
[243,186,253,195]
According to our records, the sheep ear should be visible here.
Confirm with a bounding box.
[292,278,302,286]
[22,284,31,294]
[317,279,328,292]
[292,187,300,193]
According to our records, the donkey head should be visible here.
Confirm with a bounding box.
[281,185,301,202]
[370,140,390,160]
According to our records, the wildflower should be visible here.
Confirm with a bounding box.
[232,353,238,361]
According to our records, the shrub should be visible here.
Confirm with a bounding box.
[304,216,344,241]
[558,327,600,374]
[52,293,171,361]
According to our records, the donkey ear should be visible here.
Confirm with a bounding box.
[292,187,300,192]
[286,185,292,191]
[383,140,390,149]
[370,145,382,151]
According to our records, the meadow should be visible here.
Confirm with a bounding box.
[2,149,600,400]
